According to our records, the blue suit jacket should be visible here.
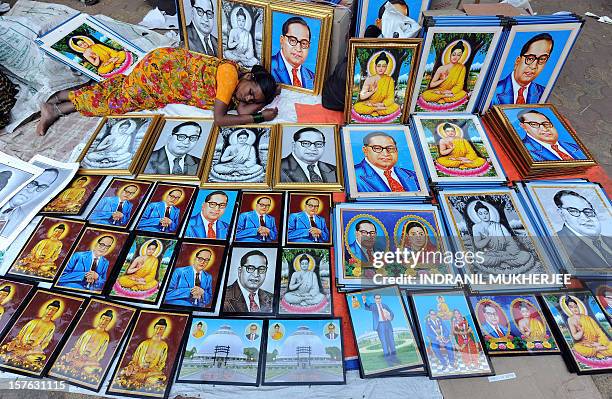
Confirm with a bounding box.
[287,211,329,243]
[521,135,585,161]
[425,317,450,342]
[348,240,382,262]
[363,301,394,331]
[270,51,315,90]
[492,74,545,105]
[164,266,212,307]
[137,201,180,233]
[89,196,133,226]
[354,159,419,193]
[185,214,229,240]
[481,322,508,338]
[235,210,278,242]
[57,250,108,291]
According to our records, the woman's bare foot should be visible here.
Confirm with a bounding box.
[36,103,61,136]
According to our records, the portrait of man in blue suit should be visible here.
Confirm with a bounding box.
[271,16,315,89]
[138,188,184,233]
[425,309,455,370]
[287,196,330,244]
[479,304,509,339]
[354,131,419,193]
[362,294,398,365]
[517,109,585,161]
[347,220,384,264]
[492,33,554,105]
[235,196,278,242]
[56,234,115,292]
[89,183,139,227]
[164,247,214,308]
[185,191,230,239]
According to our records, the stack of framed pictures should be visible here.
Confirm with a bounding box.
[482,104,597,178]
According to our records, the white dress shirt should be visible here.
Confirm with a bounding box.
[511,73,531,104]
[200,214,217,235]
[365,158,401,190]
[526,134,572,159]
[237,278,260,310]
[281,51,302,86]
[164,146,185,172]
[194,26,215,54]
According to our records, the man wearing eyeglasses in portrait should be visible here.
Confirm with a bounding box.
[493,33,554,105]
[186,0,218,56]
[0,168,59,237]
[137,188,184,233]
[348,219,384,264]
[89,183,139,227]
[235,196,278,242]
[144,121,203,176]
[354,132,419,193]
[271,16,315,89]
[223,249,273,313]
[287,196,330,244]
[164,247,214,308]
[185,190,230,239]
[280,127,337,183]
[517,109,585,161]
[554,190,612,270]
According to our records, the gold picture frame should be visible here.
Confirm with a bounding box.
[272,123,344,191]
[344,38,422,125]
[136,116,215,183]
[76,115,160,175]
[200,123,277,189]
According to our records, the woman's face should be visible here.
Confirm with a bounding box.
[407,226,426,249]
[375,60,388,76]
[477,207,490,222]
[235,78,265,105]
[454,310,462,319]
[444,127,456,137]
[450,49,463,64]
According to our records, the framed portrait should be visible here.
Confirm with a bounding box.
[53,227,131,295]
[266,2,333,95]
[284,192,332,246]
[234,191,283,244]
[273,124,344,191]
[42,175,105,215]
[0,151,43,209]
[8,217,86,282]
[36,13,145,82]
[438,189,558,287]
[412,114,506,184]
[135,183,198,236]
[583,280,612,320]
[522,181,611,276]
[0,278,36,338]
[221,246,278,317]
[87,178,153,229]
[0,155,79,249]
[492,104,596,168]
[345,39,421,124]
[541,291,612,374]
[47,299,137,392]
[107,309,189,398]
[342,125,428,199]
[410,290,494,379]
[178,0,221,56]
[137,118,214,182]
[334,203,452,288]
[162,241,227,311]
[0,289,86,378]
[409,27,503,113]
[107,235,178,305]
[356,0,429,37]
[77,115,159,175]
[175,317,264,385]
[277,247,332,316]
[469,294,559,355]
[219,0,268,70]
[482,22,583,111]
[201,125,276,189]
[262,318,345,385]
[183,188,240,241]
[346,286,423,377]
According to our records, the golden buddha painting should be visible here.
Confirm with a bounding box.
[0,290,85,376]
[0,279,35,337]
[9,217,86,281]
[543,292,612,373]
[109,236,178,304]
[346,39,421,125]
[43,175,104,215]
[108,310,189,398]
[49,299,137,391]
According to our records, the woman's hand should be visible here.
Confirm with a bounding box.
[262,107,278,122]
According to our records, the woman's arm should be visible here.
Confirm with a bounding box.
[213,100,277,126]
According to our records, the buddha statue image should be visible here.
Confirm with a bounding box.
[15,223,68,277]
[46,176,90,212]
[224,7,259,68]
[82,119,138,170]
[0,285,13,319]
[434,122,488,175]
[210,129,265,182]
[68,35,128,76]
[561,295,612,360]
[115,239,163,298]
[282,254,326,311]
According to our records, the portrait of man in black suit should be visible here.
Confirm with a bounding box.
[280,127,337,184]
[222,249,274,314]
[144,121,204,176]
[184,0,218,56]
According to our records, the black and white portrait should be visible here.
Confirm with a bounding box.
[142,119,212,177]
[0,153,43,210]
[221,0,265,69]
[181,0,219,56]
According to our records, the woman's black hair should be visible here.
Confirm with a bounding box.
[375,52,389,64]
[405,221,424,234]
[451,41,465,53]
[250,65,277,105]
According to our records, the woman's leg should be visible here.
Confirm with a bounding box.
[36,100,76,136]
